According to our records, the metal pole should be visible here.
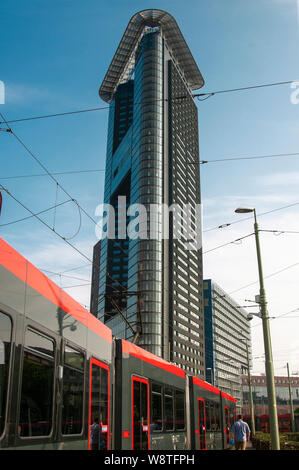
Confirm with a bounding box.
[245,340,255,436]
[287,363,295,432]
[253,209,280,449]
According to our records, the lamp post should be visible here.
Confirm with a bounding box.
[240,337,255,436]
[235,207,280,449]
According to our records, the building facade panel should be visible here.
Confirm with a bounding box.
[92,10,205,376]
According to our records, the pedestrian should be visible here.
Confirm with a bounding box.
[90,417,100,450]
[230,415,251,450]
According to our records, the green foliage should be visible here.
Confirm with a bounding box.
[252,432,299,450]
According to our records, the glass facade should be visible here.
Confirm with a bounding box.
[242,375,299,416]
[204,280,251,405]
[91,15,205,376]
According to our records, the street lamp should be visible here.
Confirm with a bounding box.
[235,207,280,449]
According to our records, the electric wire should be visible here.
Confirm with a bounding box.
[203,201,299,233]
[0,111,100,236]
[194,80,294,99]
[0,185,93,263]
[3,149,299,182]
[0,198,72,227]
[0,169,106,180]
[1,80,294,125]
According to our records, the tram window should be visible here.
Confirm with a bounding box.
[164,388,174,431]
[62,345,84,435]
[175,390,185,431]
[210,402,217,431]
[19,329,55,437]
[205,400,211,431]
[151,383,162,431]
[0,312,12,437]
[214,402,220,431]
[90,361,109,450]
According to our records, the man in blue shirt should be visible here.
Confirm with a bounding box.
[90,417,100,450]
[230,415,251,450]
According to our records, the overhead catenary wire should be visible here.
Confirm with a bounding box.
[0,185,93,263]
[203,201,299,233]
[0,185,131,304]
[0,169,106,180]
[3,149,299,182]
[0,111,100,235]
[0,80,294,125]
[203,233,254,254]
[0,198,72,227]
[194,80,294,99]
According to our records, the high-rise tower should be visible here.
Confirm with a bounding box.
[91,10,205,377]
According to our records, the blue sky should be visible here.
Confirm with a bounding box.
[1,0,299,374]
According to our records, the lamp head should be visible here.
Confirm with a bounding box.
[235,207,255,214]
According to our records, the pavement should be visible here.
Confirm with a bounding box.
[246,441,254,450]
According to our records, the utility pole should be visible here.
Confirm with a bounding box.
[287,363,295,432]
[235,207,280,449]
[244,339,255,436]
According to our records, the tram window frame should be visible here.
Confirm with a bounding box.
[175,389,186,431]
[151,382,163,432]
[210,401,217,431]
[150,382,186,433]
[18,327,56,439]
[0,311,13,439]
[164,388,174,432]
[214,402,220,431]
[61,343,85,437]
[205,400,211,432]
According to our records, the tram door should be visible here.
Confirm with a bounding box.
[89,358,110,450]
[132,377,149,450]
[198,398,206,450]
[224,407,230,447]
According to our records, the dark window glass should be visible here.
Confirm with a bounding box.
[90,362,109,450]
[0,312,12,436]
[205,400,211,431]
[133,379,149,450]
[19,329,55,437]
[62,346,84,435]
[214,402,220,431]
[210,401,217,430]
[198,399,206,449]
[175,390,185,430]
[151,383,162,431]
[164,388,174,431]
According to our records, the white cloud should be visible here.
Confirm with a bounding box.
[258,171,299,187]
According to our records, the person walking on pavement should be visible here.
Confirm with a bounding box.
[230,415,251,450]
[90,417,101,450]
